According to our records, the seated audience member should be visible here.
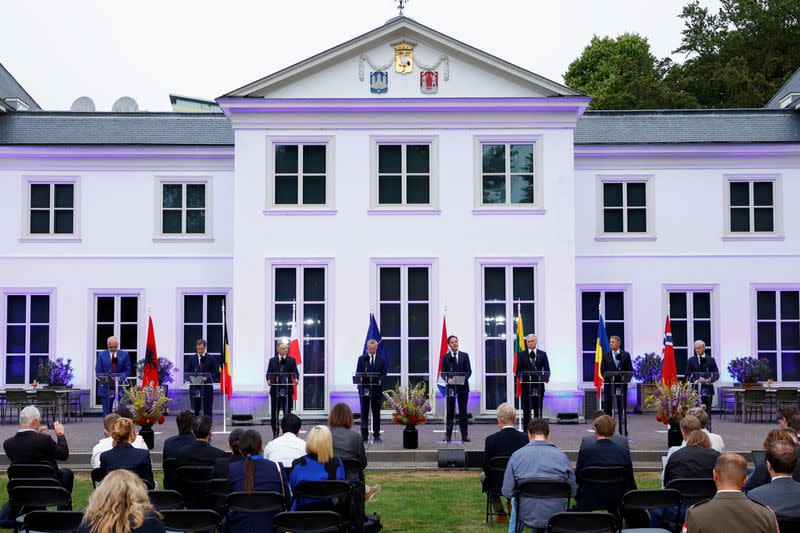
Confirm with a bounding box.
[686,406,725,453]
[784,427,799,443]
[579,410,629,452]
[92,413,147,469]
[788,414,800,433]
[78,470,165,533]
[162,410,196,460]
[289,425,346,510]
[483,402,528,523]
[746,429,800,491]
[265,414,307,469]
[328,403,381,501]
[575,414,636,512]
[664,430,720,486]
[214,428,244,479]
[684,453,778,533]
[661,415,701,481]
[3,406,73,492]
[502,418,576,531]
[778,405,799,430]
[748,440,800,519]
[226,430,290,532]
[99,417,155,489]
[175,415,227,468]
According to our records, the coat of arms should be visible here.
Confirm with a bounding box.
[420,70,438,94]
[393,41,416,74]
[370,71,389,94]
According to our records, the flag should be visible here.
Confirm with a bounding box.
[436,315,448,397]
[361,313,386,359]
[513,305,524,398]
[288,308,303,401]
[594,314,610,401]
[220,319,232,399]
[661,315,678,386]
[142,315,159,389]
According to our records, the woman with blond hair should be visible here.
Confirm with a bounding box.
[78,470,165,533]
[288,425,345,510]
[99,417,155,489]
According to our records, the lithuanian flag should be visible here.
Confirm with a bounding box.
[513,304,524,398]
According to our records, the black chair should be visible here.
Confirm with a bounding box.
[576,466,629,516]
[9,486,72,531]
[548,511,617,532]
[90,468,105,488]
[148,490,184,510]
[7,463,58,480]
[743,387,767,422]
[206,478,229,516]
[162,457,178,490]
[20,510,83,533]
[272,510,343,533]
[294,480,351,525]
[159,509,221,533]
[665,478,716,518]
[514,480,574,533]
[5,390,31,422]
[341,458,364,483]
[751,450,766,466]
[225,491,286,516]
[621,489,681,532]
[484,455,510,525]
[777,516,800,533]
[7,478,62,492]
[176,466,215,509]
[34,390,59,423]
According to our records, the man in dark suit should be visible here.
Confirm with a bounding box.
[516,334,550,429]
[95,335,132,417]
[579,410,630,453]
[443,335,472,443]
[99,434,155,489]
[163,410,196,461]
[748,441,800,519]
[685,340,719,428]
[186,339,220,417]
[482,402,528,522]
[356,339,388,443]
[600,335,632,432]
[575,415,636,512]
[175,415,227,468]
[266,340,300,439]
[3,406,73,492]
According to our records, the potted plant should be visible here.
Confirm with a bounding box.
[383,382,432,449]
[645,381,699,448]
[727,356,771,388]
[36,357,75,388]
[122,383,171,449]
[136,358,178,396]
[633,352,661,413]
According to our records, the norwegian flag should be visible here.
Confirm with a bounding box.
[661,315,678,386]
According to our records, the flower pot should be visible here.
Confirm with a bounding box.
[402,424,418,449]
[139,424,155,450]
[636,383,658,413]
[667,422,682,448]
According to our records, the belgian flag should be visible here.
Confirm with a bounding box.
[220,321,232,399]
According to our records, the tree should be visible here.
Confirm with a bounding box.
[564,33,698,110]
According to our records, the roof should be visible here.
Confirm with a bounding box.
[574,109,800,145]
[0,63,41,111]
[765,67,800,109]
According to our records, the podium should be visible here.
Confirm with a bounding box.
[97,372,128,412]
[354,371,383,444]
[690,371,719,429]
[184,372,213,416]
[267,372,295,425]
[443,372,466,397]
[353,372,383,397]
[603,370,633,436]
[521,370,550,420]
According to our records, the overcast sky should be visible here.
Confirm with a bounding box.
[2,0,721,111]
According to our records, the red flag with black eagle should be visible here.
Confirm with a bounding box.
[142,315,159,388]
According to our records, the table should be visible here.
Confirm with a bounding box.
[0,388,83,423]
[729,387,800,423]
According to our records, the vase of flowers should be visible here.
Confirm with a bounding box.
[136,358,177,399]
[633,352,662,413]
[36,357,75,388]
[727,356,771,388]
[122,383,171,449]
[384,382,432,449]
[645,381,700,448]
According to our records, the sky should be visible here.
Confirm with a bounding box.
[1,0,722,111]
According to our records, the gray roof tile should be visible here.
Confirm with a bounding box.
[0,63,41,111]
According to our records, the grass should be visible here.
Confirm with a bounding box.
[0,471,663,533]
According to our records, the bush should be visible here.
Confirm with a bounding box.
[727,356,771,383]
[633,352,662,383]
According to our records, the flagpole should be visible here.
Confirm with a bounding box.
[598,303,603,411]
[442,305,447,443]
[220,302,229,434]
[517,302,522,432]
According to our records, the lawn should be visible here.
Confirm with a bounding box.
[0,471,663,533]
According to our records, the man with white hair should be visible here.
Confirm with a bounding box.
[266,339,299,439]
[515,334,550,430]
[3,406,73,492]
[685,339,720,429]
[482,403,528,523]
[95,335,132,417]
[355,338,388,443]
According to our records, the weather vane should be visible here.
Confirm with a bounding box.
[396,0,409,16]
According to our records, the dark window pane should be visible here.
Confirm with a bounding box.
[406,145,429,173]
[627,209,646,233]
[408,304,429,337]
[185,210,205,234]
[186,184,205,208]
[512,267,535,301]
[383,376,400,393]
[482,145,505,173]
[757,291,776,320]
[303,339,325,374]
[273,304,293,339]
[693,292,711,318]
[207,295,226,323]
[302,175,326,204]
[485,339,507,373]
[275,176,299,204]
[671,320,688,349]
[675,348,689,377]
[119,324,138,352]
[275,268,297,302]
[304,268,325,302]
[627,183,646,207]
[408,340,428,374]
[183,325,203,354]
[510,144,533,173]
[782,323,800,351]
[781,353,800,382]
[30,325,49,353]
[730,182,749,206]
[121,297,138,323]
[275,145,298,173]
[730,208,750,232]
[510,175,533,204]
[581,292,600,321]
[6,356,25,384]
[604,209,623,232]
[693,320,711,347]
[379,304,401,337]
[754,208,773,232]
[383,339,401,374]
[303,304,325,338]
[54,184,74,208]
[162,211,181,234]
[378,175,402,204]
[485,376,507,410]
[757,322,777,350]
[408,267,429,301]
[96,324,114,350]
[482,176,505,204]
[605,292,625,320]
[30,184,50,208]
[184,295,204,323]
[484,303,507,337]
[406,176,430,204]
[30,295,49,323]
[302,376,325,411]
[520,303,535,336]
[582,353,595,382]
[759,353,778,381]
[30,210,49,234]
[127,351,138,373]
[603,183,623,207]
[606,322,625,349]
[379,268,401,301]
[582,323,598,351]
[30,355,49,383]
[162,184,182,208]
[484,267,505,301]
[378,145,402,173]
[54,210,73,234]
[782,292,800,319]
[753,182,773,206]
[408,376,429,391]
[206,325,223,356]
[669,292,687,319]
[6,325,25,353]
[96,296,115,323]
[303,145,326,174]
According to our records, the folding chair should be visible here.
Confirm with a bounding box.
[5,390,31,423]
[20,510,83,533]
[620,489,681,532]
[159,509,221,533]
[294,480,351,528]
[485,456,510,525]
[7,463,57,480]
[576,465,629,517]
[90,468,105,488]
[272,510,343,533]
[341,458,364,483]
[148,490,184,511]
[206,478,229,516]
[162,457,178,491]
[176,466,214,509]
[665,478,716,520]
[9,486,72,532]
[34,390,59,424]
[514,479,573,533]
[548,511,617,533]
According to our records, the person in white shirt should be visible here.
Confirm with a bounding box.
[687,406,725,453]
[91,413,147,469]
[264,414,306,468]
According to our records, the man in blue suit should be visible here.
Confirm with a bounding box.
[443,335,472,443]
[356,339,388,443]
[187,339,220,417]
[95,336,132,417]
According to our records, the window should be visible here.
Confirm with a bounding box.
[756,290,800,381]
[4,294,51,385]
[481,264,536,410]
[377,145,430,205]
[274,145,327,206]
[272,266,327,411]
[162,183,207,235]
[181,293,227,378]
[28,182,75,235]
[579,290,626,382]
[376,265,431,392]
[668,290,713,377]
[93,295,139,406]
[481,144,534,205]
[602,181,647,233]
[728,179,775,233]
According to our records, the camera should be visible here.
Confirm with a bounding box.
[46,421,55,430]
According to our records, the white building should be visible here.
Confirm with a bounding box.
[1,17,799,417]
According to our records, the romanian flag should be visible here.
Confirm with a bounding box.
[220,321,232,399]
[142,315,159,389]
[513,305,524,398]
[594,314,610,401]
[661,315,678,386]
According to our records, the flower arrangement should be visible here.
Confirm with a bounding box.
[123,383,171,427]
[727,356,771,384]
[136,357,178,386]
[384,382,432,426]
[645,381,699,425]
[36,358,75,387]
[632,352,662,383]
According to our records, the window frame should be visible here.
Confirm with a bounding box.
[1,289,56,385]
[663,285,718,379]
[723,174,783,240]
[154,176,214,241]
[177,289,232,388]
[473,136,544,214]
[576,284,631,384]
[21,176,80,241]
[596,175,655,241]
[752,285,800,383]
[369,136,439,214]
[266,138,336,214]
